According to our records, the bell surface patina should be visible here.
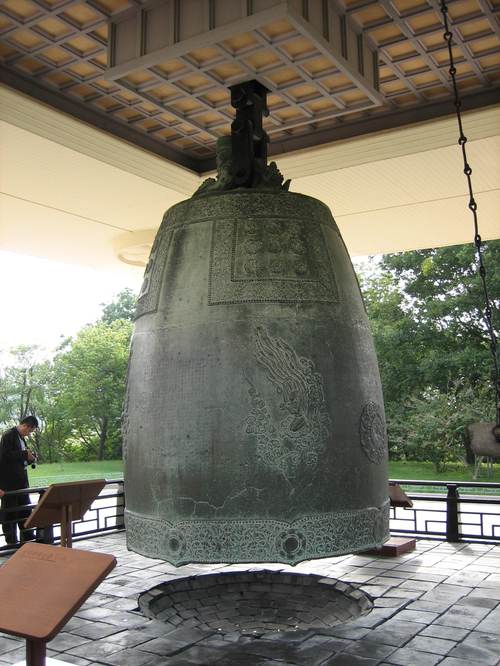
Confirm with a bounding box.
[123,139,389,565]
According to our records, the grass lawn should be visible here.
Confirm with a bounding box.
[26,459,500,490]
[390,460,500,495]
[28,460,123,487]
[389,460,500,483]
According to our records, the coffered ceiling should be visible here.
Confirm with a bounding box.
[1,0,499,173]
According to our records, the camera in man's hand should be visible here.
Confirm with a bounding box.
[27,450,37,469]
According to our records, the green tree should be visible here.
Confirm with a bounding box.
[387,382,494,472]
[379,240,499,391]
[33,359,72,463]
[1,292,136,464]
[53,319,132,460]
[358,240,500,472]
[0,347,69,463]
[0,345,44,425]
[360,271,426,405]
[100,288,137,324]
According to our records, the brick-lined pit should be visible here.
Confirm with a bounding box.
[138,570,372,636]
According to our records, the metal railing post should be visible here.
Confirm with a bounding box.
[446,483,460,542]
[117,480,125,529]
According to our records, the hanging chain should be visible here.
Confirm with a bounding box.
[439,0,500,440]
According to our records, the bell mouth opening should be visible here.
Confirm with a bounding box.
[138,570,372,637]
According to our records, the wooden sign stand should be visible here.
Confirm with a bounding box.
[388,481,414,508]
[24,480,106,548]
[0,542,116,666]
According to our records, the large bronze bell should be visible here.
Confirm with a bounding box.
[123,83,389,565]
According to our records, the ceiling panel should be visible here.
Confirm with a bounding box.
[336,188,500,254]
[0,121,185,231]
[294,136,500,213]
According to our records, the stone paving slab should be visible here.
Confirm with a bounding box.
[418,625,469,641]
[446,642,499,665]
[0,533,499,665]
[439,658,488,666]
[384,647,443,665]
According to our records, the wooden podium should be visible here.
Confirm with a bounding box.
[388,481,414,508]
[24,480,106,548]
[0,542,116,666]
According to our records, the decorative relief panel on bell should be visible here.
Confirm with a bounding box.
[209,218,338,305]
[244,326,331,478]
[360,401,387,465]
[125,500,390,565]
[135,225,175,320]
[234,218,318,281]
[166,191,339,234]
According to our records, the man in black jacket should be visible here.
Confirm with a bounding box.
[0,416,38,544]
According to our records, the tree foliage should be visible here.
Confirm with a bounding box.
[380,241,499,390]
[359,239,499,472]
[52,319,132,460]
[0,290,135,462]
[100,288,136,324]
[0,346,45,424]
[386,382,493,473]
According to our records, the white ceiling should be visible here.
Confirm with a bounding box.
[0,85,498,276]
[293,136,500,254]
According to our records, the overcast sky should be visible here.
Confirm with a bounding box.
[0,250,142,363]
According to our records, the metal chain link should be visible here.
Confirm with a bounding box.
[440,0,500,440]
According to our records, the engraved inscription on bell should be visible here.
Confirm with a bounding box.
[209,216,338,306]
[235,218,315,280]
[124,136,389,565]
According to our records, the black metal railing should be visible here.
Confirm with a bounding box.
[2,478,500,554]
[391,479,500,544]
[0,480,124,553]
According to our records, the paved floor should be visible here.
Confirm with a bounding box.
[1,532,499,665]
